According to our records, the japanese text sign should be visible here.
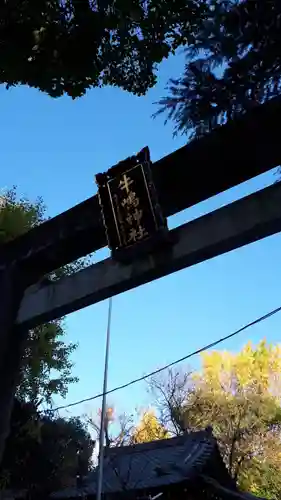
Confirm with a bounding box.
[108,163,158,249]
[96,148,167,258]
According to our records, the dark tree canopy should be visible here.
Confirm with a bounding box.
[0,399,95,496]
[156,0,281,138]
[2,0,207,98]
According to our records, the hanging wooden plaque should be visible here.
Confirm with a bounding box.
[96,147,168,260]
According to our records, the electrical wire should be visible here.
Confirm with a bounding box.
[49,304,281,413]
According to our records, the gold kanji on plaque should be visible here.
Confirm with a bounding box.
[132,208,143,225]
[126,209,143,226]
[121,191,140,209]
[119,174,134,193]
[128,225,148,243]
[96,148,168,256]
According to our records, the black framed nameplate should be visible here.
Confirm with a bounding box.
[96,147,168,261]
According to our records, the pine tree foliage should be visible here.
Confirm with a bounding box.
[156,0,281,138]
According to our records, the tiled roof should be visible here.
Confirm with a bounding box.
[52,429,222,498]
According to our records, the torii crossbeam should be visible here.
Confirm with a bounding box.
[1,96,281,467]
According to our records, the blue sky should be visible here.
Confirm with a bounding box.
[1,51,281,424]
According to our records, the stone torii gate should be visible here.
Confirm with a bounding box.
[1,94,281,467]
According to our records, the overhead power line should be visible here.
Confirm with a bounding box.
[50,304,281,413]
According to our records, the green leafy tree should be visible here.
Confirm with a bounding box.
[17,321,78,406]
[0,187,87,406]
[156,1,281,138]
[1,0,209,99]
[148,341,281,499]
[0,187,45,243]
[0,187,93,494]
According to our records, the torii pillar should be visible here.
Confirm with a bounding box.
[0,264,30,464]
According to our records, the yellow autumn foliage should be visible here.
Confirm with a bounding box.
[131,410,169,444]
[196,339,281,397]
